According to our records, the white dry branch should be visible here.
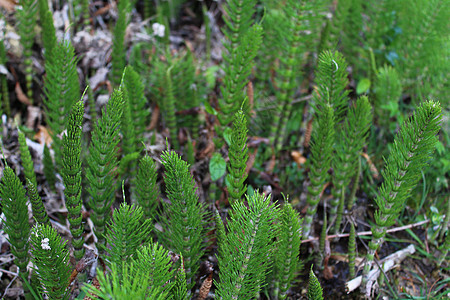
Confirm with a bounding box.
[346,244,416,296]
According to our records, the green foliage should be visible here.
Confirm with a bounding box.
[363,100,442,283]
[30,223,71,300]
[111,0,130,87]
[304,104,335,238]
[172,258,189,300]
[43,40,80,170]
[27,179,49,226]
[0,166,30,274]
[134,242,176,293]
[84,260,169,300]
[269,0,327,151]
[104,202,153,268]
[272,203,303,300]
[163,66,179,149]
[18,130,37,188]
[158,150,208,290]
[17,0,37,100]
[374,65,402,131]
[43,144,56,191]
[393,0,449,101]
[222,0,257,53]
[215,191,278,299]
[38,0,57,62]
[348,222,356,278]
[219,24,262,127]
[313,50,349,124]
[61,100,85,260]
[226,109,248,203]
[307,267,324,300]
[123,66,149,152]
[86,89,124,250]
[135,155,160,220]
[331,96,373,233]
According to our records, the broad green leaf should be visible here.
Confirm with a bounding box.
[209,153,226,181]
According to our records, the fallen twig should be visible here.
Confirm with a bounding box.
[302,219,430,243]
[345,244,416,295]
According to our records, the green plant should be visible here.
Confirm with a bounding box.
[18,130,37,188]
[83,260,169,300]
[103,202,153,268]
[268,0,326,151]
[135,155,160,220]
[158,149,208,290]
[226,109,249,203]
[331,96,372,234]
[271,202,303,300]
[61,100,85,261]
[86,89,124,251]
[43,40,80,170]
[219,0,261,128]
[38,0,57,63]
[215,191,278,299]
[373,65,402,132]
[348,222,356,278]
[26,178,49,226]
[0,166,30,275]
[30,223,71,300]
[362,100,442,288]
[163,66,179,149]
[307,266,324,300]
[111,0,130,87]
[303,104,335,238]
[17,0,37,101]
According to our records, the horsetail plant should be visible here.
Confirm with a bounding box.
[18,130,37,188]
[38,0,57,63]
[135,155,160,220]
[219,23,262,127]
[303,104,335,238]
[61,100,85,260]
[86,89,124,252]
[0,166,30,276]
[30,223,72,300]
[348,222,356,278]
[271,202,303,300]
[362,100,442,289]
[103,202,153,268]
[111,0,130,87]
[226,109,249,204]
[43,40,80,170]
[215,191,279,299]
[331,96,372,234]
[163,66,179,149]
[158,150,208,290]
[269,0,324,151]
[307,266,324,300]
[17,0,37,101]
[26,178,50,226]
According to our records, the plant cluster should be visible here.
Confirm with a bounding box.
[0,0,447,299]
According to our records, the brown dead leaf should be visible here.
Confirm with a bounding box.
[291,150,307,167]
[34,125,53,146]
[148,104,160,130]
[265,153,276,174]
[15,82,31,105]
[303,118,314,148]
[0,0,16,11]
[361,152,380,180]
[245,147,258,176]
